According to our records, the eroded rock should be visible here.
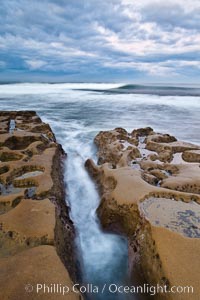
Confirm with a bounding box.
[0,111,81,300]
[86,127,200,300]
[0,245,80,300]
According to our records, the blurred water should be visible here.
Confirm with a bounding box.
[0,83,200,299]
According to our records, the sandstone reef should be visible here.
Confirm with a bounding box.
[86,127,200,300]
[0,111,82,300]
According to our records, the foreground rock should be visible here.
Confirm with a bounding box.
[0,246,80,300]
[0,111,82,300]
[86,127,200,300]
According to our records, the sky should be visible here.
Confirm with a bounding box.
[0,0,200,83]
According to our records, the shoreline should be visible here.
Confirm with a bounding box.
[1,111,200,299]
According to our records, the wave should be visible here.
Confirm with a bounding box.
[1,82,200,96]
[116,84,191,90]
[81,84,200,96]
[106,84,200,96]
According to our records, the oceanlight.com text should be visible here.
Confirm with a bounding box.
[24,283,194,296]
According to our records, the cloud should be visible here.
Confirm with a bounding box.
[140,1,200,30]
[26,59,46,70]
[0,0,200,81]
[103,60,178,77]
[0,61,6,68]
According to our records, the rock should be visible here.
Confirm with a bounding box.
[182,149,200,163]
[137,225,200,300]
[87,126,200,299]
[94,129,139,167]
[0,199,55,257]
[0,111,81,300]
[131,127,154,137]
[0,245,81,300]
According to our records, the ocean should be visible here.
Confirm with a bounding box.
[0,83,199,299]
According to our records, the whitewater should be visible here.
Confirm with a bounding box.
[0,83,200,299]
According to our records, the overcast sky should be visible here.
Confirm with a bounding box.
[0,0,200,83]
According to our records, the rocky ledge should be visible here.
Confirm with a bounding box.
[0,111,82,300]
[86,127,200,300]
